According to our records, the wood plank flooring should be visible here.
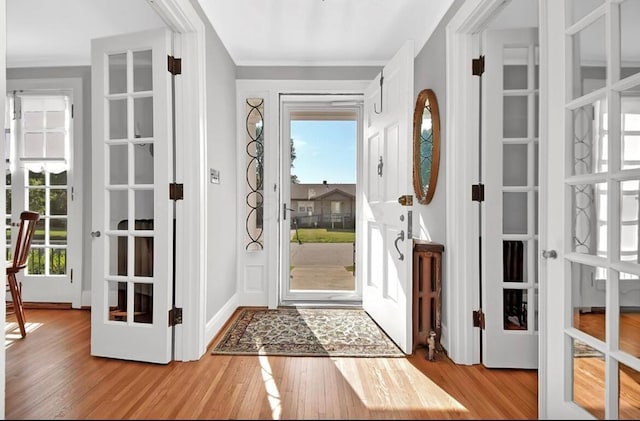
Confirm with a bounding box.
[5,308,538,419]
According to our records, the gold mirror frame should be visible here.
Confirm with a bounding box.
[412,89,441,205]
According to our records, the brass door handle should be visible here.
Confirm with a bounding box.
[394,230,405,261]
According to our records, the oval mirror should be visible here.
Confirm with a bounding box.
[413,89,441,205]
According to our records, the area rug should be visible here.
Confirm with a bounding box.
[211,307,405,357]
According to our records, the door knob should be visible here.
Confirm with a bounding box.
[542,249,557,259]
[90,231,101,238]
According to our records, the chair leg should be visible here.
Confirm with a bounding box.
[7,273,26,338]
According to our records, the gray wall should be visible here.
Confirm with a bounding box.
[413,0,463,245]
[413,0,465,338]
[189,0,239,321]
[7,66,92,297]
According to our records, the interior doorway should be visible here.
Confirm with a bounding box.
[279,96,363,305]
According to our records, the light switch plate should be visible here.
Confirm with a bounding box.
[210,168,220,184]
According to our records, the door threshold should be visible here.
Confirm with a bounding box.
[279,300,363,309]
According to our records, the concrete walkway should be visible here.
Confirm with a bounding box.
[289,242,355,290]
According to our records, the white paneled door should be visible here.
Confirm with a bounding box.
[90,28,174,363]
[361,41,414,354]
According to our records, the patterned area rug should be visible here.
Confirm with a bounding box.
[211,307,405,357]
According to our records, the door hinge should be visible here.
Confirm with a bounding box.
[169,183,184,201]
[398,195,413,206]
[168,55,182,75]
[473,309,485,329]
[169,307,183,327]
[70,268,73,283]
[71,104,74,119]
[472,55,485,76]
[472,183,485,202]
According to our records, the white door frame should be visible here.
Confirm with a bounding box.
[1,1,7,417]
[7,77,84,309]
[235,80,368,310]
[145,0,208,361]
[446,0,547,415]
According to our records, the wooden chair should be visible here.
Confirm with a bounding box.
[6,211,40,338]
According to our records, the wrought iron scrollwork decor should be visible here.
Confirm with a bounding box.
[245,98,264,251]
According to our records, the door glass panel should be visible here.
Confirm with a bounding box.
[620,181,640,262]
[23,111,43,130]
[134,144,154,185]
[109,190,128,231]
[503,144,528,186]
[24,133,44,158]
[108,53,127,95]
[572,337,605,419]
[503,192,528,234]
[573,183,607,257]
[50,171,66,185]
[109,144,128,185]
[49,247,66,275]
[503,288,528,330]
[107,280,127,322]
[133,283,153,324]
[134,237,153,277]
[134,97,153,138]
[51,218,67,243]
[503,240,526,282]
[503,96,528,138]
[46,110,65,129]
[133,50,153,92]
[619,271,640,357]
[572,98,608,175]
[245,98,264,251]
[50,188,67,215]
[28,247,44,275]
[135,190,153,220]
[571,16,607,100]
[619,361,640,418]
[45,132,65,158]
[109,235,127,276]
[109,99,127,140]
[622,91,640,170]
[571,261,606,343]
[620,0,640,81]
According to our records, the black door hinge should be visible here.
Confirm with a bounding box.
[168,55,182,75]
[472,183,485,202]
[169,183,184,201]
[169,307,183,327]
[472,55,485,77]
[473,309,485,329]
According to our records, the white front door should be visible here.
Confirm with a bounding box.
[4,80,83,307]
[545,0,640,418]
[90,28,174,363]
[361,41,414,354]
[482,28,539,368]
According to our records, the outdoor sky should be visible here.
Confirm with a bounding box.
[290,120,356,184]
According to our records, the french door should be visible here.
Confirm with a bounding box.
[5,81,82,307]
[545,0,640,418]
[90,28,174,363]
[482,28,539,368]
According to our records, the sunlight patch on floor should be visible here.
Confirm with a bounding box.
[331,357,469,413]
[5,321,44,348]
[258,345,282,420]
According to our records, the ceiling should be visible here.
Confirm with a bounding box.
[6,0,455,68]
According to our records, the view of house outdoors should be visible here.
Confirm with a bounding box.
[289,119,357,291]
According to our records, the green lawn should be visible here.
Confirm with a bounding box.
[291,228,355,243]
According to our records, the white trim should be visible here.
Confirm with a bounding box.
[6,77,84,309]
[538,2,548,413]
[1,0,7,416]
[146,0,207,361]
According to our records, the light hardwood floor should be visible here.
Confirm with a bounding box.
[5,308,537,419]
